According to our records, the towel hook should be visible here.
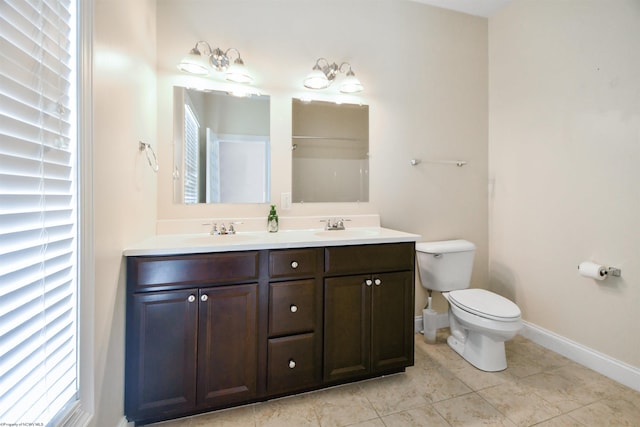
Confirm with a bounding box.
[139,141,159,172]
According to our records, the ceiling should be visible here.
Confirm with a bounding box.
[408,0,512,17]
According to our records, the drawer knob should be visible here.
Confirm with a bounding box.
[291,261,299,269]
[200,294,208,302]
[374,278,382,286]
[365,279,373,286]
[187,295,196,303]
[290,304,298,313]
[288,359,296,369]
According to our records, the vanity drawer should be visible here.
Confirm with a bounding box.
[324,243,415,275]
[128,251,260,291]
[269,248,318,279]
[269,280,316,336]
[267,333,318,394]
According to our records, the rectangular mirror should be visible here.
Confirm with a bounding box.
[292,99,369,203]
[173,87,270,204]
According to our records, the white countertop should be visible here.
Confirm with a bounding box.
[123,227,421,257]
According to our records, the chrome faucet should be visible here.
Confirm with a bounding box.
[204,220,240,235]
[205,222,219,235]
[323,218,348,231]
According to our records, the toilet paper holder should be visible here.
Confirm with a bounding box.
[606,267,622,277]
[577,261,622,280]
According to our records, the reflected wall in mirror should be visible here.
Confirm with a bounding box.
[173,87,270,204]
[292,99,369,203]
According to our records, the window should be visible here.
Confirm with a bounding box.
[183,103,199,204]
[0,0,80,425]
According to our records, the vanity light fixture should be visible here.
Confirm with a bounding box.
[303,58,364,93]
[178,40,254,84]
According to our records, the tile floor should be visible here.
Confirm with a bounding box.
[148,330,640,426]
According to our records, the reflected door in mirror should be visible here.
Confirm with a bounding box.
[173,87,270,204]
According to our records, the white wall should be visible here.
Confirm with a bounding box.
[92,0,157,425]
[155,0,488,313]
[90,1,487,424]
[489,0,640,367]
[87,0,640,422]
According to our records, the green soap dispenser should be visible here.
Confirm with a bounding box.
[267,204,278,232]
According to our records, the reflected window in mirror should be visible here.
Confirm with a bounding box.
[292,99,369,203]
[173,87,270,204]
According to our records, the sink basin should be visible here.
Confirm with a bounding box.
[314,229,379,239]
[181,233,257,245]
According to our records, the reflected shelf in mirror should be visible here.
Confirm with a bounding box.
[291,99,369,203]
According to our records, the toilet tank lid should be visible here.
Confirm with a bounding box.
[416,239,476,254]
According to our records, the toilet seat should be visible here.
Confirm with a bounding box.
[447,289,520,322]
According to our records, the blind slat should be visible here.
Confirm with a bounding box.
[0,0,78,422]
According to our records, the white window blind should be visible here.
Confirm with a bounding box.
[0,0,79,425]
[183,104,199,204]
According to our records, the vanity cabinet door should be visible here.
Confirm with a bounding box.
[126,289,198,421]
[197,284,258,408]
[324,275,372,382]
[371,271,414,372]
[324,271,414,382]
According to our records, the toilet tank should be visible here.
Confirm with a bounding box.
[415,240,476,292]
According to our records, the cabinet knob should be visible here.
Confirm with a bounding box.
[290,261,299,269]
[290,304,298,313]
[374,278,382,286]
[365,279,373,286]
[187,295,196,303]
[200,294,208,302]
[288,359,296,369]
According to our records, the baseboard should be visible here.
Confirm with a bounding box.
[117,417,133,427]
[521,321,640,392]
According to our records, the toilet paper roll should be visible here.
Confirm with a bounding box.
[578,261,607,280]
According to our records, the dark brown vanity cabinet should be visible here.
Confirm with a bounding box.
[323,243,415,383]
[125,242,414,424]
[125,252,260,423]
[266,248,323,395]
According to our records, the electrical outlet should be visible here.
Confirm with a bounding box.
[281,192,292,210]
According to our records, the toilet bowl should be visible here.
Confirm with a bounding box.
[443,288,521,371]
[415,240,522,372]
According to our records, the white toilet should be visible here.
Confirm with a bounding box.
[416,240,522,372]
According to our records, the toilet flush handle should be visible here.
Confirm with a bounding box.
[433,253,443,259]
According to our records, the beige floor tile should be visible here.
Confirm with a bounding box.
[479,381,562,426]
[309,383,379,427]
[380,404,450,427]
[549,363,637,404]
[518,371,594,412]
[407,365,473,403]
[568,398,640,426]
[506,338,572,372]
[452,362,511,391]
[432,393,517,426]
[531,414,586,427]
[502,348,550,379]
[347,418,386,427]
[424,344,470,372]
[254,394,320,427]
[188,404,255,426]
[607,382,640,408]
[145,417,192,427]
[357,372,429,416]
